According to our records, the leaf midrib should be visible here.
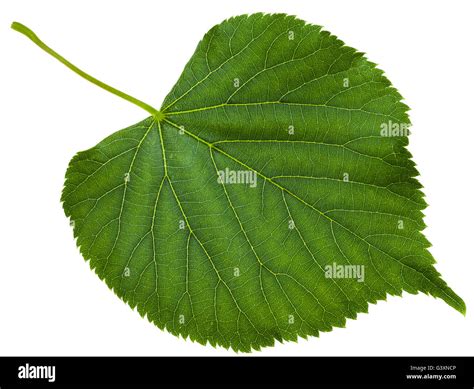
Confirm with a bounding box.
[164,101,402,123]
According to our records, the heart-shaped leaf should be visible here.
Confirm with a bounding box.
[13,14,465,352]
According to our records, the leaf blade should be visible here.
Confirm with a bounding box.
[61,13,464,352]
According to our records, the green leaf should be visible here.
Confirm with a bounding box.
[13,14,465,352]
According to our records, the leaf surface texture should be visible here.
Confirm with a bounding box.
[61,14,465,351]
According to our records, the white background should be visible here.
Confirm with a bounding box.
[0,0,472,356]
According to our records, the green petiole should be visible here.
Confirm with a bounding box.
[11,22,164,120]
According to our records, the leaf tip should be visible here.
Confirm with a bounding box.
[459,300,467,316]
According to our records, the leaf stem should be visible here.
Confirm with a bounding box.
[11,22,164,120]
